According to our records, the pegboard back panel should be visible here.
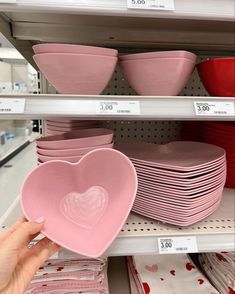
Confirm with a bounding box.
[99,120,181,144]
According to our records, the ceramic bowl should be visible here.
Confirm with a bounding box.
[33,43,118,56]
[33,53,117,94]
[36,128,113,150]
[20,148,137,257]
[119,50,196,61]
[119,57,195,95]
[37,142,113,157]
[197,57,235,97]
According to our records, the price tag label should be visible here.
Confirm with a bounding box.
[194,101,235,116]
[0,0,16,3]
[158,236,198,254]
[127,0,175,11]
[96,101,140,115]
[0,98,25,113]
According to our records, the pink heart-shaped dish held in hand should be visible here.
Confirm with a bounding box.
[20,148,137,257]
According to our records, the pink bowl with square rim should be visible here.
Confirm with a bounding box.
[20,148,137,257]
[33,53,117,94]
[119,57,195,95]
[33,44,118,57]
[37,142,113,157]
[36,128,113,150]
[119,50,196,61]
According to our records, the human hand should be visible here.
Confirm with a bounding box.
[0,217,60,294]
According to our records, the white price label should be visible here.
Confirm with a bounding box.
[194,101,235,116]
[158,236,198,254]
[0,0,16,3]
[127,0,175,10]
[0,98,25,114]
[96,101,140,115]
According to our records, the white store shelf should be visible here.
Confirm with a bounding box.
[0,0,234,21]
[1,188,234,256]
[0,94,234,120]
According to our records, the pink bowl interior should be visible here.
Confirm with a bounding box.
[21,148,137,257]
[33,43,118,56]
[33,53,117,94]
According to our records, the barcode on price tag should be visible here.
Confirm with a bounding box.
[0,98,25,114]
[96,101,140,115]
[194,101,235,116]
[158,236,198,254]
[127,0,175,10]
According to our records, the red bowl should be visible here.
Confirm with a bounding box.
[197,57,235,97]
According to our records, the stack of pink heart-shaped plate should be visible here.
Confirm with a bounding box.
[116,141,226,226]
[45,118,98,136]
[36,128,114,164]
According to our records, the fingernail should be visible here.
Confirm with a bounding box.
[35,217,45,223]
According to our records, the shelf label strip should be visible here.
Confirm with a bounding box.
[194,101,235,116]
[127,0,175,10]
[96,100,140,115]
[0,98,25,114]
[158,236,198,254]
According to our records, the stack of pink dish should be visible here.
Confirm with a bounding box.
[116,141,226,226]
[36,128,114,164]
[199,121,235,189]
[119,50,196,95]
[26,258,109,294]
[33,43,118,94]
[45,118,98,135]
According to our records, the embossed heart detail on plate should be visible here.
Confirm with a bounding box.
[145,264,158,272]
[60,187,109,229]
[20,148,137,257]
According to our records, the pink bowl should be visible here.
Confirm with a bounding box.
[37,153,83,163]
[36,128,113,150]
[37,143,113,157]
[119,58,195,95]
[33,53,117,94]
[20,148,137,257]
[119,50,196,61]
[33,44,118,57]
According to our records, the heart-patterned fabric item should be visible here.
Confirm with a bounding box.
[25,258,109,294]
[198,252,235,294]
[127,254,219,294]
[21,148,137,257]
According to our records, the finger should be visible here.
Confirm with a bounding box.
[4,218,45,251]
[0,217,26,242]
[21,238,60,275]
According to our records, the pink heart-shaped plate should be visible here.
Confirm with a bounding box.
[20,148,137,257]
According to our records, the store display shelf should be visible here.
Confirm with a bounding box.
[0,0,234,21]
[1,189,234,256]
[0,94,234,120]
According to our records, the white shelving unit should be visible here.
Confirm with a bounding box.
[0,94,234,120]
[0,0,234,21]
[0,0,234,285]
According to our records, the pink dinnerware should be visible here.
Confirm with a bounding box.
[33,43,118,56]
[36,128,113,150]
[119,50,196,61]
[20,148,137,257]
[37,153,83,163]
[119,53,196,95]
[116,141,226,226]
[33,53,117,94]
[37,143,114,157]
